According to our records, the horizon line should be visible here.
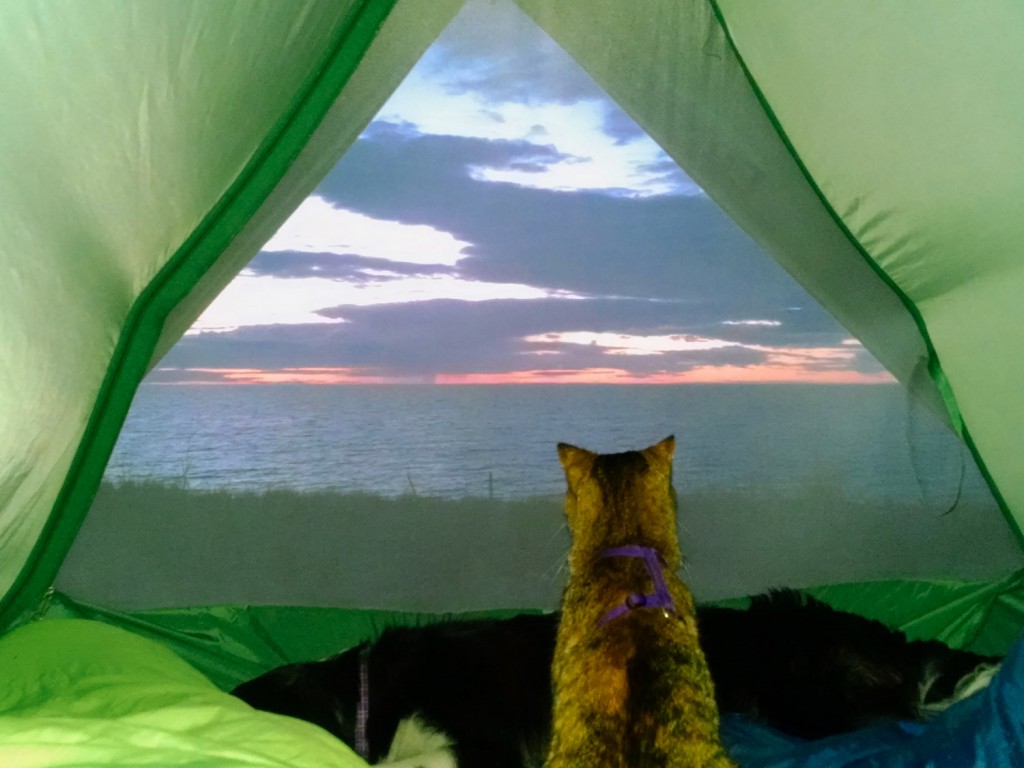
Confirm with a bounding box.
[146,365,897,387]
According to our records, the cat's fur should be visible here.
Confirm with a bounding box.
[547,436,735,768]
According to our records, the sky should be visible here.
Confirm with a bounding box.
[152,0,893,387]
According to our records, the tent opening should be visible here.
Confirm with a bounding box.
[56,0,1021,622]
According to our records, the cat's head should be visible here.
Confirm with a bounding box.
[556,436,680,566]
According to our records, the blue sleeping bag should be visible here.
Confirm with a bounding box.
[722,635,1024,767]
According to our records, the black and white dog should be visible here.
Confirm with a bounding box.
[233,591,998,767]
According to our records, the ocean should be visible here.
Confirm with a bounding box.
[104,383,993,508]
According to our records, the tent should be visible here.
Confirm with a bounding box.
[2,1,1024,765]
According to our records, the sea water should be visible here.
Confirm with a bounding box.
[73,382,1024,608]
[104,383,993,509]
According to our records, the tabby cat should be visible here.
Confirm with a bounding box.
[547,436,736,768]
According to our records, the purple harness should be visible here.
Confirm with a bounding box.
[598,545,676,626]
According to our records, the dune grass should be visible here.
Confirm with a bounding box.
[54,479,1024,615]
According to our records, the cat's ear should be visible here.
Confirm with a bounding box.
[557,442,596,488]
[642,435,675,470]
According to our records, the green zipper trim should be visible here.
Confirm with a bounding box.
[708,0,1023,548]
[0,0,402,633]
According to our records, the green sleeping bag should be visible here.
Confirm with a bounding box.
[0,619,366,768]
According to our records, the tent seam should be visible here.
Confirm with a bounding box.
[707,0,1023,549]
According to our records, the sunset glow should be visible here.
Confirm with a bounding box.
[161,0,894,387]
[151,364,894,387]
[433,366,894,385]
[152,367,426,386]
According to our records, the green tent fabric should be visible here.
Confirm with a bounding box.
[516,0,1024,528]
[714,0,1024,531]
[38,570,1024,694]
[0,0,463,631]
[2,0,1024,732]
[3,1,1024,763]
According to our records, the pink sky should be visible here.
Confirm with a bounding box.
[166,1,892,389]
[154,365,895,386]
[436,366,894,385]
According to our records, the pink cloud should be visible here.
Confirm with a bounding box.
[154,362,894,387]
[434,365,894,385]
[152,367,426,386]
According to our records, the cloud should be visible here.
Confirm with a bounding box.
[314,124,825,317]
[244,251,456,282]
[434,366,894,386]
[420,0,602,107]
[522,331,741,356]
[723,319,783,327]
[262,195,472,267]
[146,367,425,386]
[370,0,707,200]
[601,105,649,146]
[189,273,579,335]
[167,296,888,382]
[350,120,602,191]
[167,16,886,387]
[367,109,690,196]
[377,5,701,200]
[186,277,351,333]
[626,156,698,196]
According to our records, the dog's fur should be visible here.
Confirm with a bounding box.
[546,437,734,767]
[699,589,999,740]
[233,595,997,766]
[234,613,557,768]
[234,434,999,768]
